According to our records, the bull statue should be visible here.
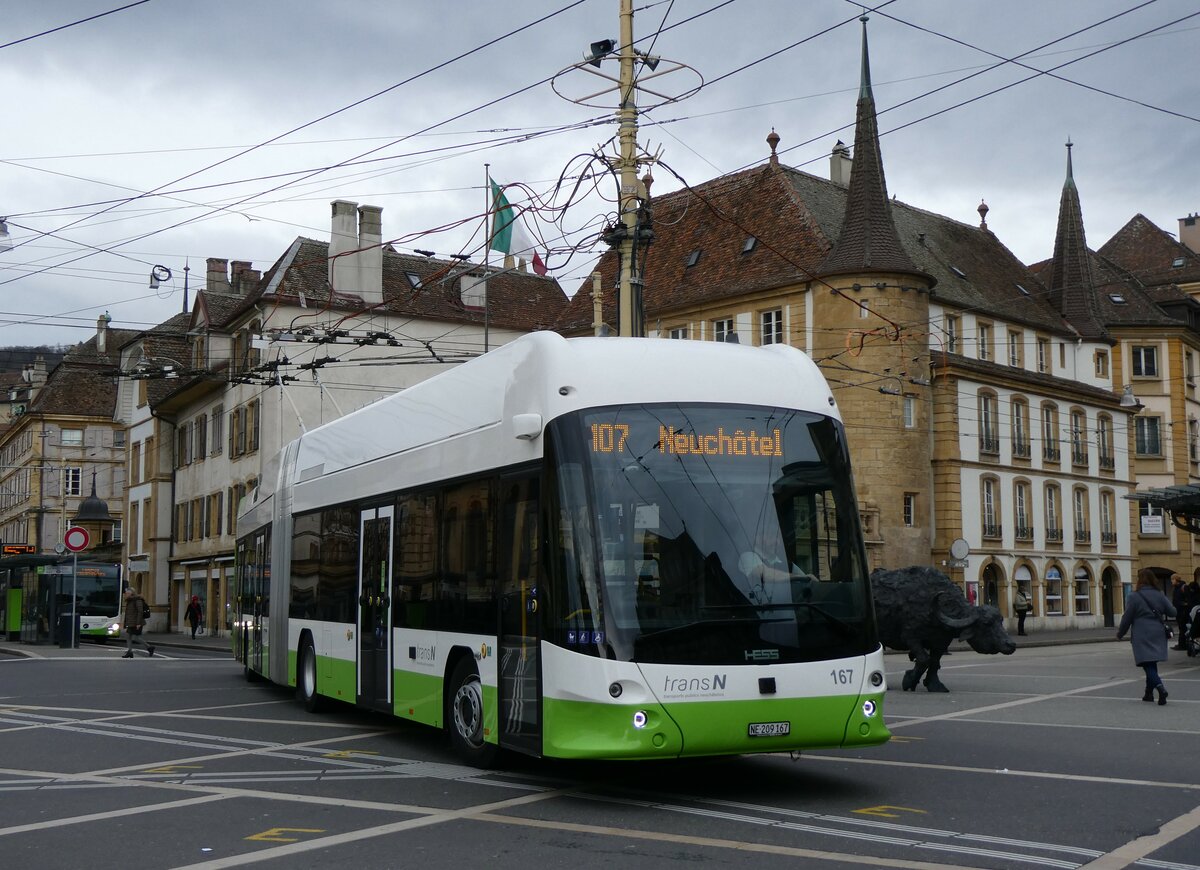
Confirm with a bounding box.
[870,566,1016,692]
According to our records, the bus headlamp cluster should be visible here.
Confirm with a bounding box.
[869,670,884,687]
[861,700,877,718]
[632,710,648,729]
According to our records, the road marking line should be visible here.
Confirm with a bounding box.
[245,827,324,843]
[0,794,226,837]
[1079,802,1200,870]
[888,677,1137,729]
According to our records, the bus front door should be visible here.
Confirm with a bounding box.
[498,476,541,756]
[358,507,394,711]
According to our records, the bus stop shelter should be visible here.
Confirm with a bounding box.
[1126,485,1200,535]
[0,553,69,643]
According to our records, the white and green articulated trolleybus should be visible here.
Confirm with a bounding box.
[234,332,890,764]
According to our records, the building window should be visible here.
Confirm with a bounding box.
[114,429,126,448]
[195,415,208,460]
[979,393,999,455]
[903,493,916,527]
[1187,351,1196,388]
[1073,487,1090,544]
[248,400,260,452]
[1095,350,1109,378]
[760,309,783,346]
[1012,399,1030,458]
[1100,490,1116,545]
[1074,567,1091,615]
[1036,337,1050,374]
[110,519,122,544]
[64,467,82,497]
[1131,345,1158,378]
[981,477,1001,538]
[1014,480,1032,540]
[1008,330,1022,367]
[711,318,734,343]
[1042,404,1060,462]
[944,315,959,353]
[1045,566,1063,615]
[668,326,689,340]
[1097,415,1114,469]
[212,405,224,456]
[977,322,992,361]
[1191,418,1199,463]
[903,395,916,429]
[1070,410,1088,466]
[1139,501,1165,535]
[61,428,84,447]
[1135,417,1161,455]
[1045,485,1062,541]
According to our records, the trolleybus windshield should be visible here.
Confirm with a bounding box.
[548,404,875,665]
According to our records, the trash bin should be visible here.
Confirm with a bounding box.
[56,614,78,649]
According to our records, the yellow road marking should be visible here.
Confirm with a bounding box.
[322,750,380,759]
[246,827,325,843]
[853,805,927,819]
[143,765,203,774]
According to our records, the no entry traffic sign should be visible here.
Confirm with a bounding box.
[63,526,90,552]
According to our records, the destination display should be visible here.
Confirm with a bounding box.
[589,421,784,457]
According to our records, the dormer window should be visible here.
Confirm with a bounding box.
[741,237,757,255]
[1015,283,1030,296]
[1174,257,1186,268]
[406,271,422,289]
[686,250,701,267]
[1109,293,1126,304]
[950,265,967,279]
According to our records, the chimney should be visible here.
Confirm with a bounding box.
[230,261,260,295]
[206,258,230,293]
[830,140,852,186]
[96,312,111,354]
[1180,213,1200,254]
[329,200,359,296]
[358,205,383,305]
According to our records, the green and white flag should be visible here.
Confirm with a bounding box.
[489,180,547,276]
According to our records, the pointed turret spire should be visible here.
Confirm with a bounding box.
[1047,140,1107,339]
[818,16,929,283]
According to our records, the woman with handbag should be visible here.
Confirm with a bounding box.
[1116,568,1176,704]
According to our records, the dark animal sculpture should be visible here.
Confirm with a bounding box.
[871,566,1016,692]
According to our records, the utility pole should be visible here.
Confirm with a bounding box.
[615,0,642,338]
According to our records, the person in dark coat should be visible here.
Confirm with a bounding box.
[1117,568,1175,704]
[185,595,203,639]
[1170,574,1189,649]
[122,586,156,659]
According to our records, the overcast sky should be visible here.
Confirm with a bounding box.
[1,0,1196,348]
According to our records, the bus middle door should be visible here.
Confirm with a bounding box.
[497,475,541,756]
[357,506,394,711]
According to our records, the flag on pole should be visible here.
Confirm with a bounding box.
[489,180,548,276]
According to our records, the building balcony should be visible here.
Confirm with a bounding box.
[1075,529,1091,544]
[1043,445,1061,462]
[981,523,1003,539]
[1098,453,1115,470]
[1046,527,1063,543]
[979,435,1000,455]
[1013,440,1031,459]
[1014,525,1034,541]
[1071,449,1088,466]
[1101,531,1117,546]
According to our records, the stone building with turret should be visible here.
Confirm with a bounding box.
[553,18,1139,632]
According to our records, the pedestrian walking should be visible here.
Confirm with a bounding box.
[122,586,156,659]
[1116,568,1175,704]
[1014,589,1032,636]
[1170,574,1189,649]
[185,595,203,640]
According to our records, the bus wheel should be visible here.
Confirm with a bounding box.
[298,638,326,713]
[447,658,497,767]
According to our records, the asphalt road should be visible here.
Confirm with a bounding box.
[1,641,1197,870]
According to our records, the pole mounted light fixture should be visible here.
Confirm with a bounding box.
[584,38,616,67]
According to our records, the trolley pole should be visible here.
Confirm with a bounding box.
[615,0,643,337]
[70,551,78,649]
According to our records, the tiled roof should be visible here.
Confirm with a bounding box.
[817,22,926,283]
[28,329,139,418]
[554,162,1070,337]
[217,239,568,332]
[1098,213,1200,289]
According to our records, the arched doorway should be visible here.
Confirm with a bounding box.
[1101,566,1118,628]
[1015,564,1035,616]
[982,562,1003,608]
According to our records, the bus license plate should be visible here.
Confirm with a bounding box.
[748,721,790,737]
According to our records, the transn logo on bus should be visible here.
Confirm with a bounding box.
[662,673,727,695]
[745,649,780,662]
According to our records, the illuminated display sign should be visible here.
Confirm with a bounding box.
[589,423,783,457]
[2,544,35,555]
